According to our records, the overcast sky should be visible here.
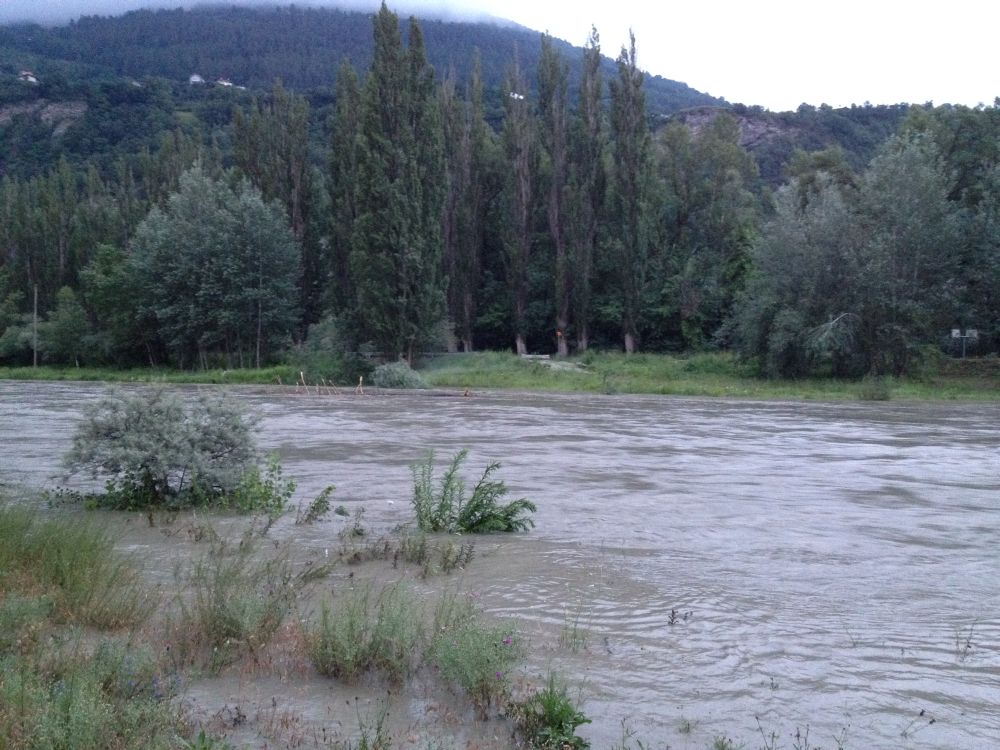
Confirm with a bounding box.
[1,0,997,112]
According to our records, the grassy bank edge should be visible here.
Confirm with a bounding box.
[1,351,997,402]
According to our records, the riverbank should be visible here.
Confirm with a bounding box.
[2,351,997,401]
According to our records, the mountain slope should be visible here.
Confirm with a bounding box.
[0,5,723,115]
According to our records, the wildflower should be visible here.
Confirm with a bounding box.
[495,671,504,680]
[502,636,512,646]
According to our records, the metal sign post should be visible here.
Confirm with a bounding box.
[951,328,979,358]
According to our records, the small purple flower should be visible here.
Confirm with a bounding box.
[501,636,512,646]
[495,671,504,680]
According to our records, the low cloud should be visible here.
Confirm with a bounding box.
[0,1,505,27]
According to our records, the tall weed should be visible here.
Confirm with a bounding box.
[176,543,296,671]
[0,507,151,629]
[428,590,524,716]
[306,582,422,684]
[411,450,536,533]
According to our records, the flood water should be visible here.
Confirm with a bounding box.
[1,380,998,749]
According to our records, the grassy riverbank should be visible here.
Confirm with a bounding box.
[2,351,997,401]
[420,351,1000,401]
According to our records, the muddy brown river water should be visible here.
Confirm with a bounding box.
[1,381,998,749]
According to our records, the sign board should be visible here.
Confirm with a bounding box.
[952,329,961,338]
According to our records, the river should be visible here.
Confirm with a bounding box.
[1,380,997,749]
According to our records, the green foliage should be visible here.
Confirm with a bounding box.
[130,166,301,369]
[297,315,372,385]
[736,133,964,377]
[509,674,591,750]
[228,453,296,517]
[0,505,180,749]
[0,507,152,629]
[295,485,335,525]
[0,639,185,750]
[349,6,447,363]
[608,32,654,352]
[0,595,53,653]
[428,592,524,715]
[652,114,759,350]
[306,582,422,684]
[411,449,536,534]
[858,374,893,401]
[182,730,233,750]
[371,361,429,389]
[65,388,259,509]
[38,286,91,366]
[179,543,296,671]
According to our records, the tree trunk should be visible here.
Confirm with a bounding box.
[515,334,527,356]
[624,331,637,354]
[556,319,569,357]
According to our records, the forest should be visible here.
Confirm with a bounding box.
[0,3,998,378]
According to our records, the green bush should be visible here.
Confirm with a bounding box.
[858,374,893,401]
[0,507,152,629]
[0,639,183,750]
[296,314,373,385]
[179,544,296,671]
[306,582,422,684]
[228,453,296,516]
[411,449,536,533]
[371,361,429,389]
[428,598,524,716]
[65,388,259,509]
[307,586,373,681]
[295,486,335,525]
[509,674,591,750]
[0,595,52,654]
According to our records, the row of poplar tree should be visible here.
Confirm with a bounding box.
[1,3,997,375]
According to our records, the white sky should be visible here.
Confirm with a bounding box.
[468,0,1000,111]
[2,0,997,111]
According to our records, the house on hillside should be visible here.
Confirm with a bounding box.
[215,77,233,87]
[188,73,205,85]
[17,70,38,84]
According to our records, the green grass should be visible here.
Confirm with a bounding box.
[420,351,999,401]
[0,503,199,749]
[306,581,422,684]
[0,507,153,629]
[0,365,298,385]
[5,352,996,401]
[173,543,297,672]
[427,590,525,716]
[508,673,591,750]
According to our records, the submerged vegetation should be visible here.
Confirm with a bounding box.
[62,387,334,514]
[411,449,537,533]
[64,388,259,509]
[0,507,184,748]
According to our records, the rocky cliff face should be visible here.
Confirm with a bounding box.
[668,106,804,150]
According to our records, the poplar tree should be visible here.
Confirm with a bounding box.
[441,54,490,352]
[351,4,446,364]
[538,34,571,356]
[328,60,362,317]
[233,83,318,325]
[567,27,605,353]
[502,51,536,356]
[609,32,653,353]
